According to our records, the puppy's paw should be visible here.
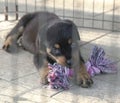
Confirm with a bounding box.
[2,37,12,51]
[2,36,19,53]
[76,65,93,88]
[39,66,49,85]
[40,77,48,85]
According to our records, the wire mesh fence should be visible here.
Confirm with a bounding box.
[0,0,120,31]
[0,1,120,102]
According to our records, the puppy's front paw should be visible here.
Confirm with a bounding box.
[40,77,48,85]
[39,66,49,85]
[76,65,93,88]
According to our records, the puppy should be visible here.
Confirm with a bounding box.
[3,11,93,87]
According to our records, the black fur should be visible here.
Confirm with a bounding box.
[3,11,93,87]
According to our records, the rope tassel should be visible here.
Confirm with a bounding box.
[86,46,117,76]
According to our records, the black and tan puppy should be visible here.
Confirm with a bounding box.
[3,11,93,88]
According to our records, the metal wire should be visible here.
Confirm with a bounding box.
[82,0,85,27]
[25,0,28,13]
[15,0,18,20]
[53,0,56,13]
[63,0,65,18]
[102,0,105,29]
[92,0,95,28]
[1,0,120,32]
[73,0,75,21]
[44,0,46,11]
[35,0,37,11]
[112,0,115,31]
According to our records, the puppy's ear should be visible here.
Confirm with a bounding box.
[63,20,73,26]
[63,20,80,42]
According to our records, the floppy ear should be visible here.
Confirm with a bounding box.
[63,20,80,43]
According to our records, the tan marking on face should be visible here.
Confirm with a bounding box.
[54,43,60,48]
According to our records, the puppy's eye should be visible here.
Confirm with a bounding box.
[54,44,60,48]
[68,39,72,44]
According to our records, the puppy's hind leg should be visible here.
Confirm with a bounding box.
[3,13,37,53]
[2,26,24,52]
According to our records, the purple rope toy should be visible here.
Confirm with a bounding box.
[47,63,73,89]
[85,46,117,76]
[47,46,117,89]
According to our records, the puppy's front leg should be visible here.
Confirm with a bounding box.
[33,53,49,85]
[39,62,49,85]
[72,46,93,88]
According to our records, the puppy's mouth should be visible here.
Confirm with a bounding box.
[46,48,70,67]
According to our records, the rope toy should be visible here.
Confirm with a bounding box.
[47,46,117,89]
[85,46,117,76]
[47,63,73,89]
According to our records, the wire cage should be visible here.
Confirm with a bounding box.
[0,1,120,102]
[0,0,120,32]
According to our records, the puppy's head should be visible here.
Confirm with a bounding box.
[47,20,73,67]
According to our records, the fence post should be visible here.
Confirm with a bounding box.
[15,4,18,20]
[15,0,18,20]
[4,0,8,20]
